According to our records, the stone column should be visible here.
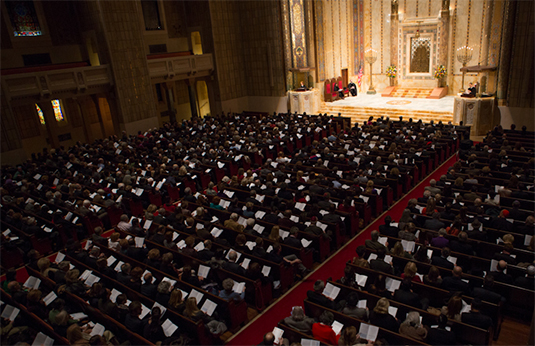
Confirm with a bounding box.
[91,95,108,138]
[438,0,450,67]
[305,0,315,73]
[479,0,493,93]
[390,0,399,84]
[496,0,516,104]
[163,82,177,123]
[186,79,198,118]
[73,98,92,143]
[281,0,293,90]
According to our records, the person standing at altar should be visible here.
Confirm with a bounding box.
[348,80,357,96]
[468,83,477,97]
[297,81,307,91]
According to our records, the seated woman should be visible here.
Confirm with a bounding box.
[219,278,245,301]
[143,307,165,344]
[312,310,340,345]
[369,298,399,332]
[401,261,422,283]
[168,289,186,314]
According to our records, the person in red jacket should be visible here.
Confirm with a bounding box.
[312,310,340,345]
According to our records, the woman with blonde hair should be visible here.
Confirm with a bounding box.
[401,262,421,283]
[364,180,376,194]
[268,225,282,242]
[168,289,185,314]
[66,324,90,345]
[369,298,399,332]
[184,297,211,323]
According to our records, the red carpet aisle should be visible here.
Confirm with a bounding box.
[226,153,458,346]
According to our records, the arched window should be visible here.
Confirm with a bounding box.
[5,0,42,37]
[51,99,64,122]
[35,103,45,124]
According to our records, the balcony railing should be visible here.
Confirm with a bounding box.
[1,64,113,102]
[147,53,214,81]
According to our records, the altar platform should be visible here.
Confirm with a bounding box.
[319,93,455,125]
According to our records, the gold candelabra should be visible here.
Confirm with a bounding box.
[365,48,378,94]
[456,46,473,92]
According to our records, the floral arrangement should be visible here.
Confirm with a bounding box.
[386,65,397,78]
[434,65,447,79]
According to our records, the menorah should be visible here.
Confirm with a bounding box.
[365,48,378,94]
[456,46,473,92]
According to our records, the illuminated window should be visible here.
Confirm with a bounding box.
[35,104,45,124]
[6,0,42,37]
[51,99,64,122]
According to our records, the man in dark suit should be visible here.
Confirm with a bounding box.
[263,206,281,225]
[140,273,157,299]
[441,266,471,295]
[424,212,445,231]
[279,210,297,229]
[472,275,503,304]
[283,227,302,248]
[440,203,456,221]
[117,263,132,285]
[365,230,388,252]
[306,280,336,310]
[379,216,400,238]
[493,243,517,265]
[223,250,246,276]
[461,298,493,330]
[322,205,346,236]
[426,314,457,346]
[449,232,474,256]
[348,80,357,96]
[431,247,455,270]
[197,240,215,262]
[304,217,324,236]
[369,248,394,274]
[393,278,423,309]
[490,260,513,284]
[514,265,535,290]
[277,183,294,201]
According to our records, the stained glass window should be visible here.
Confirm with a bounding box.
[6,1,42,37]
[51,99,64,122]
[35,104,45,124]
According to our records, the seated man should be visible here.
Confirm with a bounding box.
[333,83,344,99]
[461,298,493,330]
[369,248,394,274]
[441,266,471,295]
[365,230,388,252]
[307,280,338,310]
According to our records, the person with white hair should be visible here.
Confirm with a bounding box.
[283,306,314,333]
[399,311,427,340]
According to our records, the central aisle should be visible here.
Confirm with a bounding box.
[226,153,458,345]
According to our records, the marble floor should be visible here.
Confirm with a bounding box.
[329,93,455,113]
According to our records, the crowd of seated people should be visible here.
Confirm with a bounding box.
[0,112,483,345]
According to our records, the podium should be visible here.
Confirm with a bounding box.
[287,88,319,114]
[453,96,499,136]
